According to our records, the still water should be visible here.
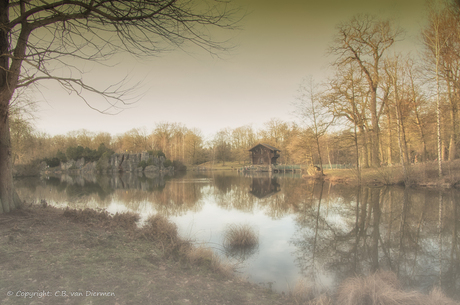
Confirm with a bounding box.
[14,171,460,299]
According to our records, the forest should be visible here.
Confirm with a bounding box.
[9,2,460,174]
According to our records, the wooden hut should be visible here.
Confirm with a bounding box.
[249,143,280,166]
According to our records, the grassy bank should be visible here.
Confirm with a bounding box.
[321,160,460,188]
[0,206,286,305]
[189,161,249,171]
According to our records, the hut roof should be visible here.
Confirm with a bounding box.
[248,143,281,152]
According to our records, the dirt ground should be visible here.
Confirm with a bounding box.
[0,205,292,305]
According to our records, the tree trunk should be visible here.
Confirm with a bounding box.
[386,106,393,165]
[0,114,21,212]
[315,135,323,175]
[370,88,381,167]
[359,125,369,168]
[414,108,428,162]
[448,80,457,161]
[354,124,361,184]
[449,135,456,162]
[0,0,21,212]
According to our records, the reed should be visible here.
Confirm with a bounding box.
[223,224,258,248]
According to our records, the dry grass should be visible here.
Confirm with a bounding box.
[1,206,291,305]
[324,160,460,187]
[223,224,259,260]
[290,279,332,305]
[137,214,190,258]
[187,245,234,277]
[139,215,235,276]
[63,207,140,230]
[223,224,258,248]
[336,271,458,305]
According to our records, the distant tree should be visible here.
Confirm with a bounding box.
[184,128,206,165]
[295,77,334,175]
[258,118,292,164]
[0,0,239,212]
[214,128,232,166]
[232,125,256,164]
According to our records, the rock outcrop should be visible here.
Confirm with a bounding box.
[43,152,173,176]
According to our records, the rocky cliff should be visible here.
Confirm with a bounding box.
[45,152,173,175]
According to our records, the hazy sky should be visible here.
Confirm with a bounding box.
[32,0,427,139]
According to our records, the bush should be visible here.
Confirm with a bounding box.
[66,144,113,163]
[148,150,166,158]
[138,160,148,169]
[163,159,172,168]
[43,157,61,168]
[172,160,187,171]
[56,150,67,163]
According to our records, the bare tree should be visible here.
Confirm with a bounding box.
[384,55,411,183]
[329,14,402,168]
[295,77,333,175]
[422,0,452,177]
[0,0,239,212]
[326,64,368,181]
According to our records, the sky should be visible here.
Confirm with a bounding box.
[31,0,428,140]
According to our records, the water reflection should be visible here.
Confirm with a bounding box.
[250,175,281,199]
[13,172,460,300]
[291,184,460,299]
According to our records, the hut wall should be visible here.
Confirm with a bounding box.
[252,147,274,165]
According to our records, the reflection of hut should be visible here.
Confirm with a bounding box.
[249,143,280,166]
[250,177,280,199]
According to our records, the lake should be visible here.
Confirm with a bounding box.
[14,170,460,300]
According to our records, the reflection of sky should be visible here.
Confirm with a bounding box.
[170,197,300,293]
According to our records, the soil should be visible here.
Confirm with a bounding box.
[0,205,292,305]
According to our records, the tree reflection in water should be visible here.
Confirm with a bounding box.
[13,171,460,299]
[291,184,460,299]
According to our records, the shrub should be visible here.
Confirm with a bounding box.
[148,150,166,158]
[138,214,188,258]
[172,160,187,171]
[137,160,148,169]
[163,159,172,168]
[56,150,67,163]
[66,144,113,163]
[138,157,158,170]
[43,157,61,168]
